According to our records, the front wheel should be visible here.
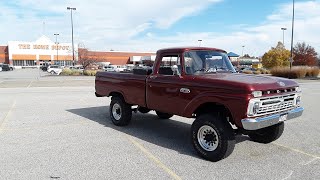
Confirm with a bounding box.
[248,122,284,143]
[156,111,173,119]
[110,97,132,126]
[50,71,55,75]
[191,113,235,162]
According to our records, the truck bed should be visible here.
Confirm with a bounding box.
[95,71,148,107]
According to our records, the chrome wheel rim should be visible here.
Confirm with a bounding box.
[197,125,219,151]
[112,103,121,121]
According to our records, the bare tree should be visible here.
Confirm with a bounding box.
[77,48,97,70]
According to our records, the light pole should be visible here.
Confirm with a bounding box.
[54,33,59,64]
[241,45,245,57]
[67,7,76,65]
[281,27,287,46]
[198,39,202,47]
[290,0,295,69]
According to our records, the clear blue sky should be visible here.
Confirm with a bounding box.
[141,0,291,37]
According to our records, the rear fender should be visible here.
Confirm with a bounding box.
[109,91,127,102]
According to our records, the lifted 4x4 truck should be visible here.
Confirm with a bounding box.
[95,47,304,162]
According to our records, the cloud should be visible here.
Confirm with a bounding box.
[124,0,320,56]
[0,0,319,57]
[0,0,222,49]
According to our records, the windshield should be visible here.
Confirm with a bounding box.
[184,50,236,74]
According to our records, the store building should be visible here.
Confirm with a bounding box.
[83,50,155,66]
[1,36,156,68]
[7,35,77,68]
[0,46,9,64]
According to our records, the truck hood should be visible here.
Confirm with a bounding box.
[193,73,299,92]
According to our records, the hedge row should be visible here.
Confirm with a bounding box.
[242,69,271,75]
[271,66,320,79]
[60,69,97,76]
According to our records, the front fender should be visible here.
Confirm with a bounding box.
[183,93,248,127]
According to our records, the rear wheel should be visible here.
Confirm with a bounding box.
[191,113,235,162]
[110,96,132,126]
[156,111,173,119]
[248,122,284,143]
[50,70,55,75]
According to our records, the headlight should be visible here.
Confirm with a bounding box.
[252,102,260,115]
[247,100,260,116]
[295,87,301,92]
[252,91,262,97]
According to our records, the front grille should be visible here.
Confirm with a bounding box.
[256,94,296,116]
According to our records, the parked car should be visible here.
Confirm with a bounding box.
[115,65,126,72]
[104,65,116,72]
[0,66,2,72]
[8,64,14,70]
[124,64,135,72]
[41,66,48,71]
[240,67,257,73]
[47,65,62,75]
[0,64,11,71]
[69,65,84,71]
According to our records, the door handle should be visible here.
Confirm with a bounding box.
[149,75,157,79]
[180,88,190,94]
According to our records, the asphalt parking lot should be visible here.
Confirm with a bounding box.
[0,69,319,179]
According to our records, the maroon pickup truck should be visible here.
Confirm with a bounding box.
[95,47,304,161]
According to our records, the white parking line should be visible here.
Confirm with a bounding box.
[0,100,16,133]
[27,80,33,88]
[273,142,320,159]
[125,135,182,180]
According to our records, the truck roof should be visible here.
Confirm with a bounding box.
[156,47,227,54]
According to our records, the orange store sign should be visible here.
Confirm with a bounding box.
[18,44,70,50]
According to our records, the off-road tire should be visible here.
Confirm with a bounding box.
[191,113,235,162]
[110,96,132,126]
[156,111,173,119]
[248,122,284,143]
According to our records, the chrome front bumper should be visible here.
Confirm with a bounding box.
[241,107,304,130]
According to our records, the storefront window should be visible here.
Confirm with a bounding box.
[54,60,66,66]
[13,60,36,66]
[13,60,24,66]
[26,60,36,66]
[65,61,72,66]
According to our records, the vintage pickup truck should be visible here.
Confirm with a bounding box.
[95,47,304,161]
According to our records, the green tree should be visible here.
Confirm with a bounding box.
[261,42,290,69]
[293,42,318,66]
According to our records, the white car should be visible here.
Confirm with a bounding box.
[104,65,116,72]
[115,66,126,72]
[69,65,84,71]
[0,67,2,72]
[47,65,62,75]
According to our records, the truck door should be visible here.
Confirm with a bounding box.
[146,54,191,115]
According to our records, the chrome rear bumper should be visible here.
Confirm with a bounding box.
[241,107,304,130]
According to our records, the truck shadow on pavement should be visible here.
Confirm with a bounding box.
[67,106,250,159]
